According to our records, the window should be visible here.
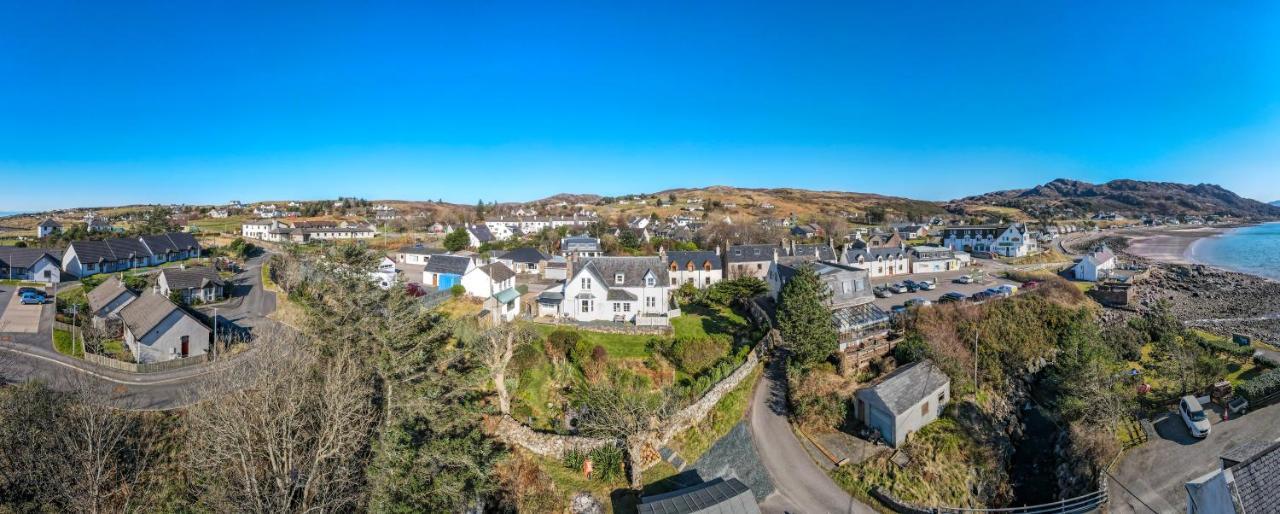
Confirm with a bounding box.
[704,262,712,271]
[686,262,694,271]
[580,300,591,312]
[671,277,677,286]
[645,297,656,308]
[645,276,655,287]
[921,402,930,416]
[938,392,946,405]
[581,277,592,289]
[704,277,711,285]
[613,302,621,312]
[615,273,624,285]
[623,303,631,312]
[756,263,762,270]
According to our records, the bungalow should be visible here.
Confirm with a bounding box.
[897,224,929,239]
[494,247,551,275]
[0,247,62,284]
[140,232,201,265]
[423,254,475,291]
[910,246,962,274]
[157,266,225,304]
[855,359,951,447]
[462,262,521,322]
[725,244,778,280]
[662,248,723,288]
[62,238,154,277]
[561,256,672,324]
[37,219,61,238]
[397,244,445,265]
[942,224,1036,257]
[86,275,137,329]
[1072,245,1117,282]
[560,235,603,260]
[119,293,211,363]
[85,216,116,233]
[467,225,496,248]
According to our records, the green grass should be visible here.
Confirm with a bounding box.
[53,329,83,358]
[102,339,133,362]
[0,279,45,286]
[530,452,636,514]
[672,302,750,341]
[528,323,655,360]
[188,215,248,234]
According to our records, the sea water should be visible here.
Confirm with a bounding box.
[1189,222,1280,281]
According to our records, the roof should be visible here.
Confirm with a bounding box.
[493,287,520,304]
[1228,441,1280,511]
[398,245,446,256]
[665,250,722,271]
[86,275,134,313]
[0,247,61,269]
[118,293,200,338]
[478,262,516,283]
[561,235,602,251]
[607,289,639,301]
[139,232,200,255]
[727,244,777,262]
[159,267,223,290]
[38,219,61,228]
[500,247,550,264]
[424,254,472,275]
[1222,441,1275,467]
[790,244,836,262]
[638,477,759,514]
[467,225,495,243]
[68,237,151,263]
[577,256,670,288]
[857,359,950,415]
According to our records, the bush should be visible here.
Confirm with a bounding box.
[588,445,625,482]
[1237,368,1280,402]
[568,338,594,367]
[590,345,608,364]
[449,284,465,298]
[562,448,587,471]
[787,363,847,430]
[894,335,929,364]
[1193,332,1254,358]
[544,329,581,361]
[666,335,730,375]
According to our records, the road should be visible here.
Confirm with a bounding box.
[750,354,876,514]
[0,251,280,409]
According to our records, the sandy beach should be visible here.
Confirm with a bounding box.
[1120,225,1238,265]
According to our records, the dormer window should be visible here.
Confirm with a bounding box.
[645,275,655,287]
[670,262,678,271]
[703,261,712,271]
[686,262,694,271]
[615,273,625,285]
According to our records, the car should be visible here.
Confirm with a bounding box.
[1179,395,1211,438]
[874,286,894,298]
[905,297,932,308]
[889,283,909,294]
[938,292,967,303]
[1023,280,1042,289]
[970,291,994,303]
[954,275,975,284]
[17,287,43,297]
[917,279,937,291]
[890,305,909,316]
[18,292,45,305]
[993,284,1018,296]
[984,287,1009,299]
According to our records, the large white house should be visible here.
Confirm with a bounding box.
[484,216,592,241]
[241,219,283,240]
[942,224,1036,257]
[119,293,211,363]
[241,220,375,243]
[662,248,723,288]
[1072,245,1117,282]
[841,239,909,278]
[560,256,673,325]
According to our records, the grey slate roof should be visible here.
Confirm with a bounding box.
[727,244,777,263]
[607,289,638,301]
[1229,440,1280,512]
[0,247,61,269]
[38,219,61,229]
[118,293,196,337]
[69,238,150,263]
[858,360,950,416]
[467,225,495,243]
[561,235,602,252]
[500,247,550,264]
[790,244,836,262]
[577,256,670,288]
[665,251,722,271]
[638,477,759,514]
[139,232,200,255]
[478,262,515,283]
[160,267,223,290]
[424,254,472,275]
[87,276,134,313]
[398,245,446,256]
[1222,440,1275,467]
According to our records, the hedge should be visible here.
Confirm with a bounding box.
[1237,368,1280,403]
[1194,333,1254,358]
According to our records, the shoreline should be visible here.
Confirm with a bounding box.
[1121,225,1242,266]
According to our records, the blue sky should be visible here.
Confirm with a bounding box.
[2,1,1278,211]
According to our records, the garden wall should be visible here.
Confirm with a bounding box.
[492,415,613,459]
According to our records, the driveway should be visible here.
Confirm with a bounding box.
[0,288,46,333]
[750,355,876,514]
[1109,401,1280,513]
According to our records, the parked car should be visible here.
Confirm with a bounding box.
[969,291,994,303]
[889,283,909,294]
[938,292,967,303]
[917,279,937,291]
[993,284,1018,296]
[905,297,932,308]
[890,305,909,316]
[984,287,1010,299]
[17,287,44,298]
[19,292,45,305]
[954,275,975,284]
[1179,395,1211,438]
[1023,280,1042,289]
[874,286,894,298]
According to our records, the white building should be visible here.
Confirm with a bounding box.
[560,235,603,260]
[485,216,593,241]
[910,246,962,274]
[37,219,62,238]
[855,359,951,448]
[86,275,137,329]
[1072,245,1117,282]
[942,224,1036,258]
[241,219,282,240]
[560,256,673,325]
[662,248,723,288]
[842,241,909,278]
[0,247,62,284]
[119,293,211,363]
[460,262,521,322]
[156,266,225,304]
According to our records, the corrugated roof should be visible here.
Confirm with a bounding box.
[638,477,759,514]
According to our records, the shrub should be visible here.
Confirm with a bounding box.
[894,335,929,364]
[667,335,730,375]
[562,448,587,471]
[568,338,594,367]
[588,445,625,482]
[788,363,847,430]
[449,284,465,298]
[1237,368,1280,402]
[590,345,608,364]
[1193,332,1254,358]
[545,329,581,361]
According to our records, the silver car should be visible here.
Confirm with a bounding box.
[1179,396,1211,438]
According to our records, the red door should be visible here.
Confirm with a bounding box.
[180,336,189,357]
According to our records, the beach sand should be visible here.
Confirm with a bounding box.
[1120,226,1235,265]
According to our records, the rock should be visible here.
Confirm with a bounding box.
[570,493,604,514]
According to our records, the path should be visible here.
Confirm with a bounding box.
[749,354,875,514]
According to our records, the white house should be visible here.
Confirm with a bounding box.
[1185,441,1280,514]
[910,246,962,274]
[942,224,1036,257]
[461,262,521,322]
[0,247,62,284]
[241,219,283,240]
[467,225,497,248]
[855,359,951,448]
[842,242,909,278]
[560,256,673,325]
[560,235,603,260]
[119,293,211,363]
[37,219,62,238]
[86,275,137,329]
[369,257,398,289]
[1072,245,1117,282]
[662,248,723,288]
[157,266,225,304]
[494,247,550,275]
[397,244,444,265]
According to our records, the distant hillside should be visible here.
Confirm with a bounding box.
[955,178,1280,220]
[1271,200,1280,207]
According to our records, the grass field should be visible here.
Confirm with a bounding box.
[188,216,248,234]
[53,329,83,358]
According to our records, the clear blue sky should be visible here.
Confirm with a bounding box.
[2,1,1278,211]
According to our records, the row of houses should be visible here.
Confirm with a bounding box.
[241,219,376,243]
[62,232,201,277]
[480,215,596,241]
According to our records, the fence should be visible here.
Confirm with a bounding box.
[872,487,1108,514]
[83,351,211,373]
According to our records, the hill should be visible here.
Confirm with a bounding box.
[954,178,1280,220]
[1271,200,1280,207]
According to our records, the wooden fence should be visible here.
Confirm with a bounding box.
[84,352,211,373]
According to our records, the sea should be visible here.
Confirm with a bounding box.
[1188,222,1280,281]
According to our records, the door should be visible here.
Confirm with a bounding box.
[180,336,189,357]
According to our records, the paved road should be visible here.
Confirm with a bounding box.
[0,251,280,409]
[750,355,876,514]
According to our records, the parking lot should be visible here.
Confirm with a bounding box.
[868,267,1021,311]
[0,286,50,334]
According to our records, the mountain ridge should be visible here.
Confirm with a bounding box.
[954,178,1280,219]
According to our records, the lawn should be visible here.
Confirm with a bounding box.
[102,339,133,362]
[53,329,83,358]
[671,302,751,342]
[0,279,44,286]
[188,215,248,234]
[528,323,654,360]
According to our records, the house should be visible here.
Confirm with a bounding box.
[119,293,211,363]
[494,247,551,275]
[207,208,230,219]
[157,266,225,304]
[1186,440,1280,514]
[370,257,398,289]
[427,222,452,234]
[842,241,909,278]
[910,246,962,274]
[0,247,62,283]
[855,359,951,447]
[37,219,61,238]
[663,248,723,288]
[462,262,520,322]
[536,283,565,317]
[725,244,778,280]
[467,225,496,248]
[897,224,929,239]
[423,254,476,291]
[139,232,201,265]
[637,477,760,514]
[560,256,673,324]
[942,224,1036,257]
[790,223,822,239]
[396,244,445,265]
[62,238,153,277]
[1072,245,1117,282]
[560,235,603,260]
[86,275,137,329]
[85,216,116,233]
[788,242,837,262]
[767,260,885,350]
[543,255,568,280]
[373,205,398,221]
[241,219,283,240]
[253,204,282,218]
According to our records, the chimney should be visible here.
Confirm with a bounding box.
[658,246,667,263]
[715,245,721,256]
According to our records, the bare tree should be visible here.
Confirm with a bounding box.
[473,323,537,415]
[574,377,673,488]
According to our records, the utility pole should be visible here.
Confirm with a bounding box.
[213,307,218,361]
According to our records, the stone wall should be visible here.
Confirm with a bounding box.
[492,415,612,459]
[657,342,763,444]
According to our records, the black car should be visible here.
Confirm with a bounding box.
[938,292,967,303]
[17,287,45,298]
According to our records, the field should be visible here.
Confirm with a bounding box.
[187,215,248,234]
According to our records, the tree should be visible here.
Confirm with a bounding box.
[707,277,768,306]
[444,228,470,252]
[574,375,673,487]
[474,324,537,415]
[475,199,487,220]
[776,265,838,367]
[618,229,641,250]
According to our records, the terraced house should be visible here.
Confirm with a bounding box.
[61,232,200,278]
[661,248,723,288]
